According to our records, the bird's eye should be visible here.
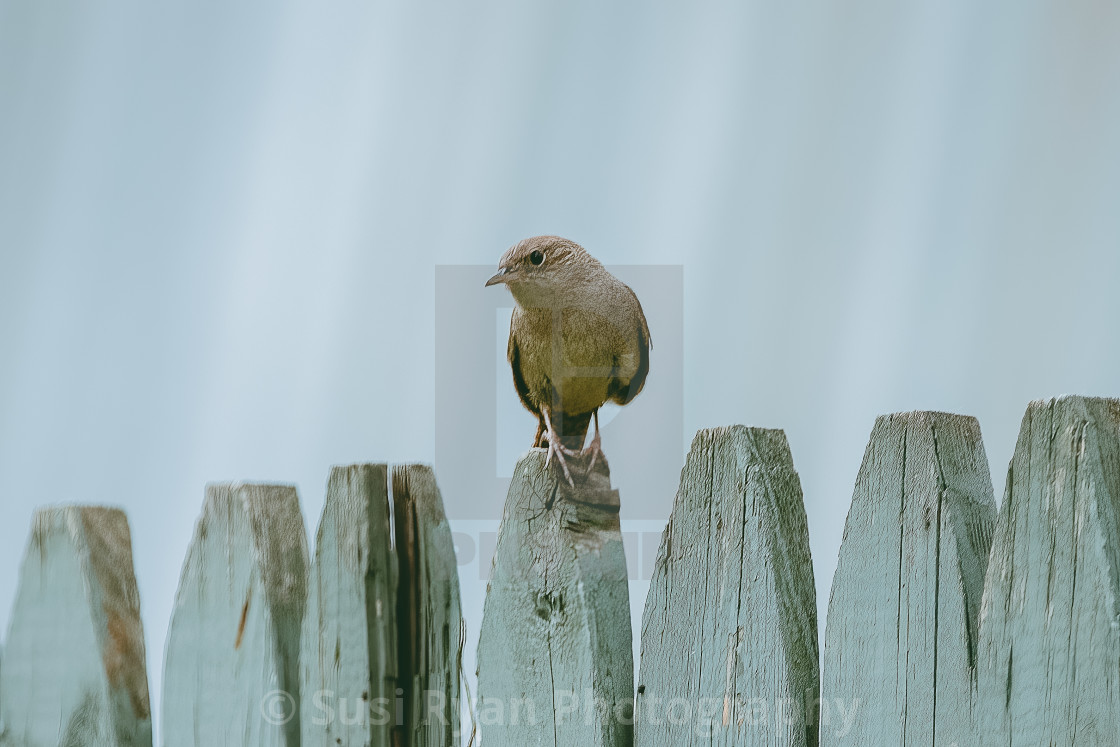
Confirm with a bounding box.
[529,249,545,265]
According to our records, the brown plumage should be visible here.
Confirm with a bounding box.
[485,235,651,484]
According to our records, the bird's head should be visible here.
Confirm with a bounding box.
[484,235,598,306]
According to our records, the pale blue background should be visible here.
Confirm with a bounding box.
[2,0,1119,740]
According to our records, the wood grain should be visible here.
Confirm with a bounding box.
[821,411,996,745]
[392,464,463,747]
[635,426,818,747]
[300,464,398,746]
[976,396,1120,745]
[161,483,308,747]
[0,507,151,746]
[477,449,633,746]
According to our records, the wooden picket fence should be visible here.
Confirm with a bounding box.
[0,395,1117,745]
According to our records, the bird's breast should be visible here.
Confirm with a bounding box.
[512,305,636,414]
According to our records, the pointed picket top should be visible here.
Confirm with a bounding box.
[976,396,1120,745]
[391,464,463,747]
[635,426,818,746]
[300,464,398,746]
[821,411,996,744]
[478,449,633,747]
[161,483,308,747]
[0,506,151,746]
[299,463,462,747]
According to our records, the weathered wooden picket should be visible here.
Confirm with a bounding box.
[0,395,1117,745]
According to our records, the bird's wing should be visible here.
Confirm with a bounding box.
[507,325,540,417]
[630,284,652,350]
[608,285,651,406]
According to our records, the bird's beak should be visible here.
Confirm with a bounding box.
[485,267,512,287]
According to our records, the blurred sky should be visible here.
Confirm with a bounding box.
[1,0,1119,741]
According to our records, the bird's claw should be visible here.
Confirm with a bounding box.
[585,427,604,473]
[541,407,577,487]
[545,438,576,487]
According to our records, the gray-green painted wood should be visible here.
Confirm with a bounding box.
[477,449,633,747]
[635,426,818,747]
[391,464,463,747]
[976,396,1120,745]
[820,412,996,745]
[300,464,398,746]
[0,506,152,746]
[161,483,308,747]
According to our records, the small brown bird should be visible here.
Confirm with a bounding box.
[485,236,651,485]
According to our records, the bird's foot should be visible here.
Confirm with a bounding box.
[541,407,577,487]
[545,437,577,487]
[584,427,604,473]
